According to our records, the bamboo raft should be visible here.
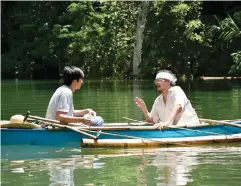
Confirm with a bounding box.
[1,113,241,148]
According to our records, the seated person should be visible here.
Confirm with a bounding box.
[135,70,199,129]
[46,66,103,126]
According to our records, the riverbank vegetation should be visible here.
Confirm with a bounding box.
[2,1,241,79]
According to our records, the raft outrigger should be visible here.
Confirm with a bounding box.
[1,113,241,147]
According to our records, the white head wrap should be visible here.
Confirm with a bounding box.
[155,71,177,85]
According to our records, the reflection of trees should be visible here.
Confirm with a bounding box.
[2,146,241,186]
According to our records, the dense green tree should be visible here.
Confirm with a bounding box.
[1,1,241,79]
[141,1,205,78]
[208,12,241,75]
[2,1,70,79]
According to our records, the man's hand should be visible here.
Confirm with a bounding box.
[87,109,96,117]
[134,97,147,111]
[154,122,169,130]
[82,117,92,125]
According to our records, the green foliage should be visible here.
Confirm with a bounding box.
[141,1,204,77]
[208,13,241,75]
[229,51,241,75]
[52,1,139,78]
[185,20,205,43]
[218,16,240,43]
[2,1,70,78]
[1,1,241,79]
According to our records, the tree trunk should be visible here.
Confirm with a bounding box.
[132,1,149,77]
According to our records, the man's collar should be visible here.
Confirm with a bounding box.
[168,86,174,92]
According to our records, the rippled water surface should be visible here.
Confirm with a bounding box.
[1,79,241,185]
[1,145,241,186]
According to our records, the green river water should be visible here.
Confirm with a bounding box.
[1,79,241,186]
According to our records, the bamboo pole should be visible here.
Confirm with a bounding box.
[79,128,197,147]
[123,117,150,125]
[25,112,193,147]
[26,112,97,140]
[222,119,241,122]
[199,119,241,129]
[82,133,241,148]
[123,117,227,136]
[79,123,213,130]
[124,117,241,129]
[167,125,222,136]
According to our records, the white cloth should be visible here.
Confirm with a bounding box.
[46,85,74,120]
[150,86,200,125]
[156,72,177,85]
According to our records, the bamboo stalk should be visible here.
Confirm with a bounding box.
[78,128,194,147]
[122,117,150,125]
[222,119,241,122]
[123,117,225,136]
[79,123,213,130]
[82,133,241,148]
[30,115,214,131]
[167,125,222,136]
[199,118,241,122]
[26,113,193,146]
[199,119,241,129]
[27,113,97,139]
[23,111,30,123]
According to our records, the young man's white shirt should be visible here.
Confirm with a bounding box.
[46,85,74,120]
[150,86,199,125]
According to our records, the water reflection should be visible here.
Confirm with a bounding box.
[151,150,198,186]
[47,158,75,186]
[133,79,144,121]
[2,145,241,186]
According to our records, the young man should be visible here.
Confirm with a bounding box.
[135,70,200,129]
[46,66,104,126]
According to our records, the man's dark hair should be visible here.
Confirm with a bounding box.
[63,66,84,86]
